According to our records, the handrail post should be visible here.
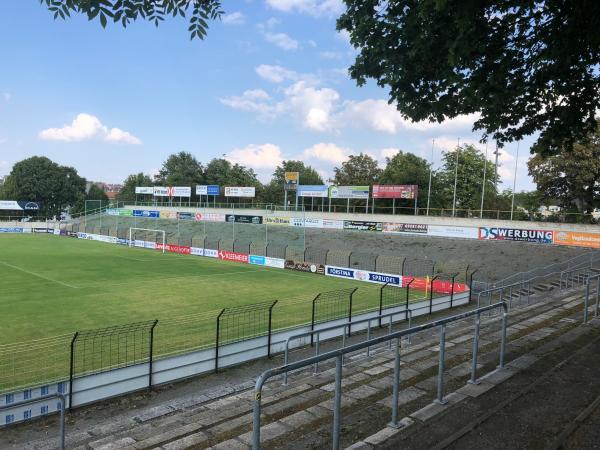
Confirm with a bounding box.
[498,309,508,368]
[429,275,439,314]
[584,276,590,324]
[434,324,448,404]
[215,309,226,374]
[389,337,401,428]
[267,301,278,358]
[468,313,481,385]
[283,339,289,386]
[313,333,320,375]
[252,382,263,450]
[468,269,479,303]
[366,319,371,357]
[348,288,357,336]
[379,282,388,328]
[332,355,343,450]
[148,319,158,389]
[595,276,600,318]
[59,394,65,450]
[311,293,320,346]
[68,331,79,411]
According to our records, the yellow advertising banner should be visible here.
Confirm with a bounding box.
[264,216,291,226]
[553,231,600,249]
[160,210,177,219]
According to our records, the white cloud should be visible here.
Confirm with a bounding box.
[265,0,344,18]
[307,39,317,48]
[263,31,299,50]
[2,93,10,102]
[302,142,349,165]
[284,81,339,131]
[319,51,343,60]
[222,11,245,25]
[380,148,400,160]
[39,113,142,144]
[255,64,298,83]
[105,128,142,145]
[219,89,279,119]
[265,17,280,28]
[226,143,283,170]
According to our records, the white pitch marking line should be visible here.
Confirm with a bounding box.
[114,255,154,262]
[0,261,79,289]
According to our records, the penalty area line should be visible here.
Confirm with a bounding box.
[0,261,79,289]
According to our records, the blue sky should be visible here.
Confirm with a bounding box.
[0,0,535,190]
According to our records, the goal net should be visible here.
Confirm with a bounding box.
[128,227,166,253]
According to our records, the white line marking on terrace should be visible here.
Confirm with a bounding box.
[0,261,79,289]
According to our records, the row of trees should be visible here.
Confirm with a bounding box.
[2,123,598,220]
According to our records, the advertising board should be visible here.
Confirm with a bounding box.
[224,186,256,198]
[265,257,285,269]
[322,219,344,229]
[135,187,154,195]
[0,227,23,233]
[133,210,160,218]
[0,201,41,211]
[153,186,169,197]
[343,221,382,232]
[284,260,325,275]
[284,172,299,191]
[372,185,418,199]
[553,231,600,249]
[160,210,177,219]
[304,218,323,228]
[264,216,290,226]
[172,186,191,198]
[249,255,266,266]
[196,185,220,196]
[291,218,305,227]
[427,225,479,239]
[118,209,133,217]
[204,249,219,258]
[194,213,226,222]
[297,185,329,198]
[382,222,428,234]
[155,244,191,255]
[177,212,194,220]
[329,186,369,199]
[478,227,553,244]
[225,214,263,225]
[218,250,249,263]
[190,247,204,256]
[325,265,402,286]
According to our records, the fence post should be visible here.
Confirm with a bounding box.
[215,309,226,373]
[401,257,406,276]
[332,355,343,450]
[389,337,401,428]
[450,274,457,307]
[468,313,481,385]
[584,277,590,324]
[311,293,320,346]
[348,288,357,336]
[468,269,479,303]
[429,275,440,314]
[379,283,389,328]
[148,320,158,389]
[68,331,79,411]
[348,252,352,267]
[267,301,278,358]
[405,278,414,320]
[434,324,447,404]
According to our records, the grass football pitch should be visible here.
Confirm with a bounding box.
[0,234,426,391]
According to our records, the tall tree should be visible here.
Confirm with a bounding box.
[437,145,500,212]
[262,160,323,204]
[118,173,154,203]
[204,158,261,201]
[154,151,205,187]
[1,156,86,218]
[333,153,381,186]
[86,184,109,202]
[337,1,600,154]
[40,0,222,40]
[528,123,600,215]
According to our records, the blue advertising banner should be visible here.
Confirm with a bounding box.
[207,185,220,196]
[297,185,329,198]
[249,255,266,265]
[133,210,160,218]
[325,265,402,286]
[478,227,553,244]
[177,212,194,220]
[0,227,24,233]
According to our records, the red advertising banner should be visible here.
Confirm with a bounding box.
[218,250,249,263]
[372,185,418,199]
[402,276,467,294]
[155,243,191,255]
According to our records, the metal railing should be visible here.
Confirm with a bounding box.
[282,307,413,385]
[0,393,66,449]
[583,272,600,324]
[252,301,508,450]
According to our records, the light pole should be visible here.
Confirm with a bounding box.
[480,142,488,219]
[510,141,520,220]
[426,139,434,216]
[452,138,460,217]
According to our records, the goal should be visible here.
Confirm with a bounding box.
[128,227,166,253]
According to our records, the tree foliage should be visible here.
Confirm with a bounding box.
[337,0,600,154]
[118,172,154,202]
[40,0,223,40]
[262,160,323,204]
[436,145,500,211]
[0,156,86,218]
[333,153,381,186]
[528,122,600,214]
[154,151,205,186]
[86,184,109,202]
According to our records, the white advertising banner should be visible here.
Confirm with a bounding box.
[427,225,479,239]
[204,248,219,258]
[196,185,208,195]
[322,219,344,229]
[265,257,285,269]
[172,186,191,197]
[325,265,403,286]
[135,187,154,195]
[304,218,323,228]
[153,186,169,197]
[191,247,204,256]
[224,186,256,198]
[194,213,226,222]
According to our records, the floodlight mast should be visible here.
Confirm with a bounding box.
[128,227,166,254]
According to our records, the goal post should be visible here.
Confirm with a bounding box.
[129,227,166,253]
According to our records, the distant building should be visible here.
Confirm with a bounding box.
[539,205,561,217]
[86,181,123,200]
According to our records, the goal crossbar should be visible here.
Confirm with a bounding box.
[128,227,166,253]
